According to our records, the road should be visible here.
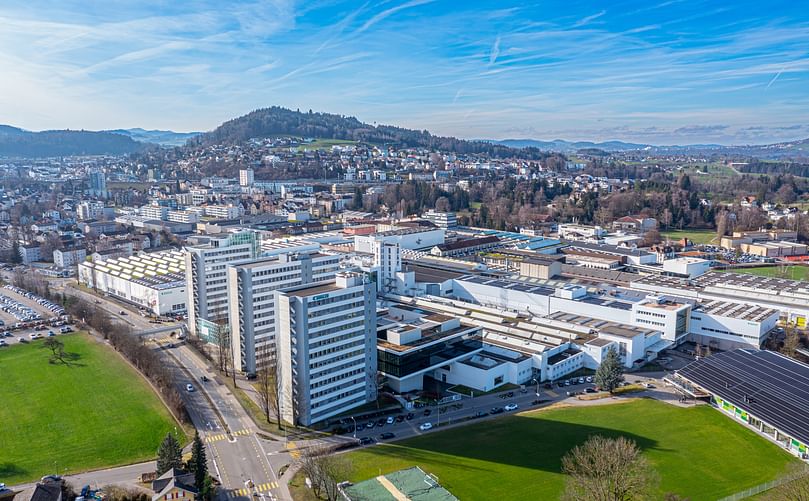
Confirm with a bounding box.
[49,280,288,500]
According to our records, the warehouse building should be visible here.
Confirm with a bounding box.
[669,349,809,459]
[78,249,186,316]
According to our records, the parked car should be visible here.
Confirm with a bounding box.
[419,422,433,431]
[395,415,404,423]
[504,403,518,411]
[386,416,395,425]
[359,437,375,445]
[186,384,195,392]
[0,340,7,347]
[376,418,385,427]
[490,407,504,414]
[18,337,28,343]
[365,422,375,429]
[379,432,395,440]
[423,409,432,416]
[585,376,593,383]
[474,411,488,418]
[578,377,585,384]
[506,391,514,397]
[405,413,414,421]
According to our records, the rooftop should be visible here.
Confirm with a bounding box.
[676,349,809,445]
[283,282,341,298]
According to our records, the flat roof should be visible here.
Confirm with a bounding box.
[344,467,458,501]
[283,282,341,298]
[676,349,809,445]
[410,264,465,283]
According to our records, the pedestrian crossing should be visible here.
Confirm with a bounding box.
[225,482,278,498]
[286,440,302,459]
[204,429,250,443]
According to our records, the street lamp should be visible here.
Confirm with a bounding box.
[350,416,357,438]
[531,378,540,397]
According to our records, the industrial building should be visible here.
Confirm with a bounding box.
[669,349,809,459]
[78,249,186,316]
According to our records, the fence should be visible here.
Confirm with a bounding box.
[718,465,809,501]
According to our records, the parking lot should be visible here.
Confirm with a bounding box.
[0,285,73,347]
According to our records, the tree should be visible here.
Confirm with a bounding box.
[255,355,283,430]
[434,196,451,212]
[43,337,67,364]
[595,348,624,394]
[781,325,801,358]
[188,431,210,497]
[298,445,350,501]
[156,433,182,475]
[561,435,658,501]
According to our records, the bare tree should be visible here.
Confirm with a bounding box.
[298,445,350,501]
[255,352,283,430]
[781,324,802,358]
[561,435,658,501]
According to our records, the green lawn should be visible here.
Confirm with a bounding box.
[727,266,809,281]
[0,333,184,484]
[337,400,796,501]
[661,229,717,245]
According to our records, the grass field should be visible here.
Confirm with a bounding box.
[727,266,809,281]
[661,229,717,245]
[336,400,796,501]
[0,333,183,484]
[298,139,357,151]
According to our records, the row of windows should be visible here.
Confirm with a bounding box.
[636,318,665,328]
[310,380,366,409]
[310,369,365,391]
[310,328,365,349]
[638,310,667,319]
[310,339,366,360]
[310,348,365,369]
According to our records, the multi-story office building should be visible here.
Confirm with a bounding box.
[423,210,457,229]
[88,170,107,198]
[227,252,339,375]
[185,231,260,342]
[140,204,169,221]
[240,168,255,187]
[275,272,377,426]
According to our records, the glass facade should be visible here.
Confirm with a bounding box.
[378,335,482,377]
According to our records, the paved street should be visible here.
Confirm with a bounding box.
[49,281,289,501]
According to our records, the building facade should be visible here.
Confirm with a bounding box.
[227,252,339,375]
[185,231,260,342]
[275,272,377,426]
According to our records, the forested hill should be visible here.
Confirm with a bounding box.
[192,106,553,160]
[0,128,145,157]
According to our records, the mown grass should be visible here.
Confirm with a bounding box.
[0,333,183,484]
[331,399,796,501]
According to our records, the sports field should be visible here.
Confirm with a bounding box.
[727,265,809,281]
[0,333,183,484]
[661,229,717,245]
[340,400,796,500]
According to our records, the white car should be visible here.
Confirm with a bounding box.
[186,384,195,392]
[504,403,518,411]
[419,422,433,431]
[386,416,395,425]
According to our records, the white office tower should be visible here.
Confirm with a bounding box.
[239,168,255,187]
[227,252,340,375]
[371,240,414,295]
[184,231,260,342]
[275,272,378,426]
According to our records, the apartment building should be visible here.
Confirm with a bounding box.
[275,272,377,426]
[185,231,260,342]
[227,252,339,375]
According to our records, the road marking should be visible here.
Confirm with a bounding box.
[205,433,227,443]
[233,429,250,436]
[545,390,559,397]
[256,482,278,492]
[286,440,302,459]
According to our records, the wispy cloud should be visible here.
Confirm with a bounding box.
[573,10,606,28]
[489,36,501,65]
[356,0,434,34]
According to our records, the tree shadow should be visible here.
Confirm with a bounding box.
[0,462,28,478]
[39,345,85,367]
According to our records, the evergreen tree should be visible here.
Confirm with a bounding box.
[595,348,624,394]
[156,433,182,475]
[189,431,209,495]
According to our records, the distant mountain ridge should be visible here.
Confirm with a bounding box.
[486,137,809,159]
[0,126,145,157]
[105,128,200,146]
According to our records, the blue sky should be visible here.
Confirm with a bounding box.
[1,0,808,144]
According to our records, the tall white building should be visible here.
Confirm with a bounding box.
[275,272,377,426]
[240,168,255,187]
[184,231,260,342]
[227,252,340,375]
[423,210,457,229]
